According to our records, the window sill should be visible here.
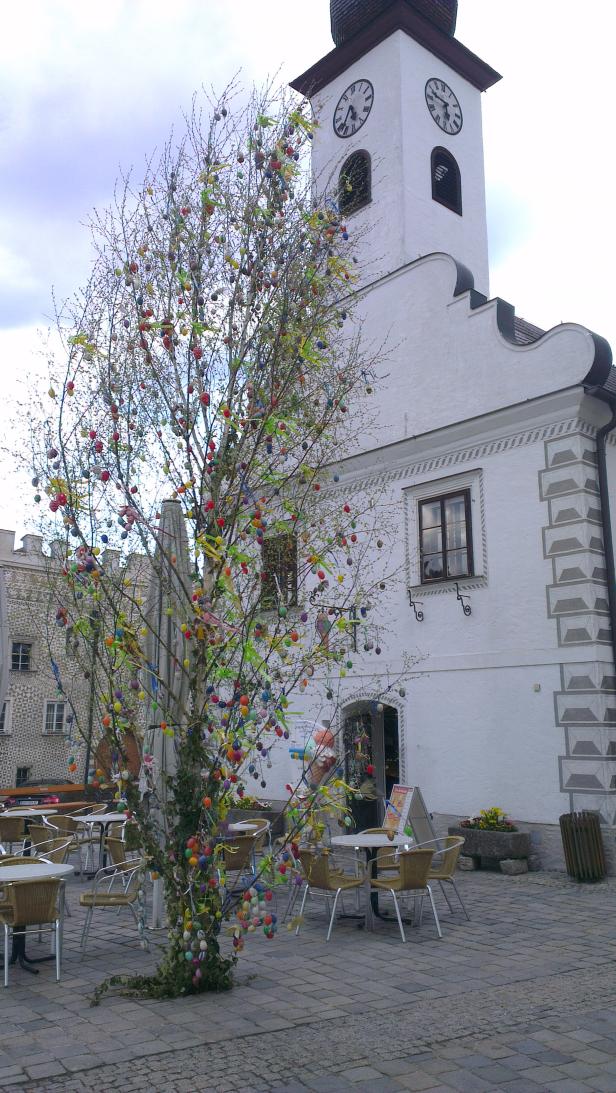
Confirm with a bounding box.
[410,573,487,596]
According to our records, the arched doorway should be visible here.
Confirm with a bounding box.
[342,701,400,829]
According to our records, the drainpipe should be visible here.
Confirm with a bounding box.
[595,395,616,677]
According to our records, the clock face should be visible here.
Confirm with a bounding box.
[333,79,374,138]
[425,78,463,135]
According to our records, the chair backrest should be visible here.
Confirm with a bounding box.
[5,879,62,925]
[0,856,45,866]
[222,835,256,871]
[104,836,134,869]
[361,827,388,834]
[0,817,25,841]
[431,835,464,878]
[27,823,51,848]
[298,848,335,891]
[246,818,270,841]
[47,814,79,836]
[72,804,107,817]
[28,838,72,864]
[396,848,434,890]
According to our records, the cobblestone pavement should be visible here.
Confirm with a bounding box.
[2,869,616,1091]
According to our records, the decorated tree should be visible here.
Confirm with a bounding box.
[28,86,403,999]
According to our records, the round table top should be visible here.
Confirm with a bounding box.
[1,808,58,818]
[74,812,128,825]
[331,832,414,849]
[0,861,74,881]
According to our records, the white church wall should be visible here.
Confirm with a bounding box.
[309,30,490,291]
[346,254,602,453]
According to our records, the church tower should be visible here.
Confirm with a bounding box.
[291,0,500,295]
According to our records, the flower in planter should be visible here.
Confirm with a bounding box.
[232,794,271,811]
[460,807,518,832]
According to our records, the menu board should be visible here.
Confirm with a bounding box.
[383,785,413,834]
[383,784,437,845]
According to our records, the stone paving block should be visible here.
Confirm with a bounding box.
[376,1057,433,1077]
[339,1066,384,1083]
[0,1065,25,1081]
[546,1081,593,1092]
[25,1061,67,1079]
[394,1074,448,1092]
[590,1076,616,1092]
[439,1071,495,1092]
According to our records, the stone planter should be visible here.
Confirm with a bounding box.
[227,808,284,839]
[448,825,531,870]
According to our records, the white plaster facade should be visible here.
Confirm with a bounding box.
[267,1,616,864]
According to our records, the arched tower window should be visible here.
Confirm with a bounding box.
[431,147,462,215]
[338,151,371,216]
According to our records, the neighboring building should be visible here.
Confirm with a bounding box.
[268,0,616,867]
[0,530,91,788]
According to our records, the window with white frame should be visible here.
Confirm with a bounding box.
[0,700,11,735]
[43,700,66,735]
[11,641,32,671]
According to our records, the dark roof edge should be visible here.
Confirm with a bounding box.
[290,0,501,96]
[448,256,612,371]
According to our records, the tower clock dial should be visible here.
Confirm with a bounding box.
[333,79,374,138]
[425,78,463,135]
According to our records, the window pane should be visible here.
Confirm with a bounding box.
[447,549,469,577]
[420,500,441,529]
[444,495,465,523]
[0,702,6,733]
[421,527,442,554]
[445,520,467,550]
[423,553,444,581]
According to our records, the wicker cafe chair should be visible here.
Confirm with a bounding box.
[370,848,442,942]
[0,857,45,914]
[426,836,469,919]
[44,814,98,875]
[220,833,262,893]
[0,879,63,987]
[0,817,25,855]
[79,859,146,956]
[295,848,365,942]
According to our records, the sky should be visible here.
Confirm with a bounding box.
[0,0,614,539]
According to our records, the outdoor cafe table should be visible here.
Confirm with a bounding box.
[0,861,73,972]
[71,811,129,871]
[330,832,414,931]
[1,808,58,818]
[0,809,58,856]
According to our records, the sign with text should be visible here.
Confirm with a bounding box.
[384,784,437,845]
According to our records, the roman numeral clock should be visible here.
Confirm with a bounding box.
[425,78,463,135]
[333,79,374,137]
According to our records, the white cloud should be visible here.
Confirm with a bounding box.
[0,0,614,533]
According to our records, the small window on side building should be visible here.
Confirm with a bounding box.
[16,766,31,787]
[431,147,462,215]
[0,700,10,735]
[261,534,298,610]
[419,489,473,583]
[44,701,66,736]
[338,151,371,216]
[11,642,32,671]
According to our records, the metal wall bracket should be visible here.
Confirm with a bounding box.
[455,583,472,616]
[407,589,424,622]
